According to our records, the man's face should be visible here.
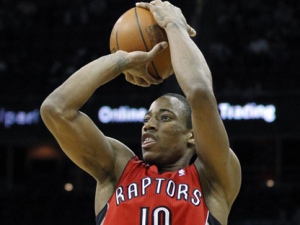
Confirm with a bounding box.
[141,96,191,166]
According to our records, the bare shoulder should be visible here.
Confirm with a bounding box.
[94,137,135,215]
[194,149,241,224]
[106,137,136,180]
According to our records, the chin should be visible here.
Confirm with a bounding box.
[142,152,158,165]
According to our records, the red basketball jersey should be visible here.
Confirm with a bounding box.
[96,156,221,225]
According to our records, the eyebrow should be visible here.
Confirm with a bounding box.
[145,108,175,116]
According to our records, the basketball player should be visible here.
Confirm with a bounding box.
[40,1,241,224]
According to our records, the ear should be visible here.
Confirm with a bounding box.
[187,130,195,146]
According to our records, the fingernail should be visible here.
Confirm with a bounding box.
[161,42,168,48]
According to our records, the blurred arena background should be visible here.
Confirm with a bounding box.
[0,0,299,224]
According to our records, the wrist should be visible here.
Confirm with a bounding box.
[111,51,130,74]
[165,21,186,33]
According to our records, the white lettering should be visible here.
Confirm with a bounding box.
[0,108,40,128]
[115,187,125,205]
[140,207,149,225]
[166,180,175,197]
[98,102,276,124]
[116,177,203,207]
[155,178,165,194]
[191,189,202,206]
[218,102,276,122]
[153,207,171,225]
[98,106,147,123]
[141,177,152,195]
[177,184,189,201]
[128,183,138,200]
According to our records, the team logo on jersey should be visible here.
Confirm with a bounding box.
[178,169,185,176]
[115,176,203,207]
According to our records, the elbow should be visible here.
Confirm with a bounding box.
[185,81,215,108]
[40,94,73,125]
[40,97,61,123]
[184,68,213,99]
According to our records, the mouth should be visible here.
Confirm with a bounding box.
[141,133,157,149]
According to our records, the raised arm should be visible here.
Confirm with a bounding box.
[137,0,241,222]
[40,43,167,182]
[166,18,241,208]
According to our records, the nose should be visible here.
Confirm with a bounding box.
[143,117,157,132]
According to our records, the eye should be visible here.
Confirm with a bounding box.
[143,116,150,124]
[161,114,171,121]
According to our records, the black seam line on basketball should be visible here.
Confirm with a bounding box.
[134,7,159,77]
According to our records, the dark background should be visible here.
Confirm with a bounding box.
[1,0,300,224]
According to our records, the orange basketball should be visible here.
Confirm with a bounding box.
[109,7,173,79]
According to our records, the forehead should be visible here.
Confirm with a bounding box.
[148,96,184,115]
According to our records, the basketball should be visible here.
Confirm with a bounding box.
[109,7,172,79]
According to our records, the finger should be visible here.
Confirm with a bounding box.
[151,0,163,5]
[124,73,136,85]
[134,77,151,87]
[139,65,163,85]
[149,42,168,57]
[125,72,152,87]
[136,2,151,9]
[163,1,172,5]
[144,73,163,85]
[134,67,163,85]
[126,69,162,85]
[187,24,197,37]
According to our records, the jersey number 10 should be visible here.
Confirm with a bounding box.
[140,206,172,225]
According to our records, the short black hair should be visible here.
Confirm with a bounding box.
[162,93,192,129]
